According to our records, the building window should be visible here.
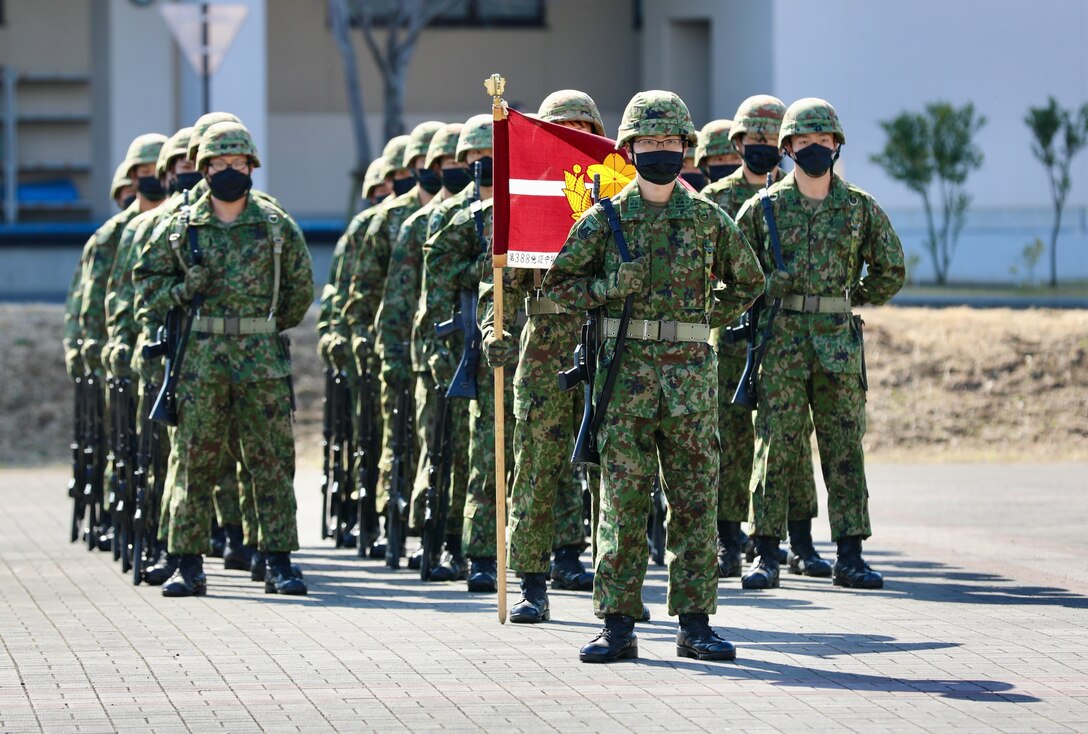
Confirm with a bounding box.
[352,0,545,29]
[0,1,6,27]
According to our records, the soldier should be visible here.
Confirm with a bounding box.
[694,119,741,186]
[543,90,764,662]
[375,122,470,580]
[134,121,314,597]
[112,162,137,210]
[343,122,445,567]
[733,97,905,591]
[679,143,705,191]
[482,90,606,623]
[412,117,490,581]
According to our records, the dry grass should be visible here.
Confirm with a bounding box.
[2,303,1085,467]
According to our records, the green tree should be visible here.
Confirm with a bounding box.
[1025,97,1088,288]
[871,102,986,285]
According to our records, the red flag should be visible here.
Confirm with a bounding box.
[493,108,634,268]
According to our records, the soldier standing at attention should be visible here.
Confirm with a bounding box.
[733,98,905,591]
[544,91,764,663]
[694,119,742,186]
[134,122,314,597]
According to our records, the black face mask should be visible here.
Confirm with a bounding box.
[120,194,136,210]
[440,166,471,194]
[633,150,684,185]
[176,172,203,192]
[471,157,494,187]
[373,193,390,205]
[742,145,782,176]
[414,168,443,195]
[791,143,838,177]
[680,172,706,191]
[137,175,166,202]
[707,163,740,183]
[392,177,415,196]
[206,168,252,202]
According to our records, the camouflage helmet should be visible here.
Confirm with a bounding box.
[361,156,387,199]
[196,121,261,170]
[537,89,606,137]
[156,126,194,178]
[110,161,133,199]
[455,114,493,162]
[379,135,411,179]
[424,122,464,169]
[730,94,787,143]
[779,97,846,145]
[616,90,697,148]
[187,111,243,161]
[123,133,169,175]
[402,121,445,168]
[694,119,734,167]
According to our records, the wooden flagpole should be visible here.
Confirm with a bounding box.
[485,73,508,624]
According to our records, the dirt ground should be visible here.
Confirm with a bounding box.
[2,303,1085,467]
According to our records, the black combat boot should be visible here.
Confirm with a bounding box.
[222,525,250,571]
[250,551,304,583]
[427,535,467,582]
[741,536,781,590]
[209,522,226,558]
[641,604,651,622]
[551,545,593,591]
[676,613,737,661]
[833,536,884,589]
[509,573,550,624]
[786,520,832,577]
[467,557,498,592]
[265,552,308,595]
[716,520,744,578]
[579,614,638,663]
[407,541,425,571]
[161,554,206,597]
[143,544,178,586]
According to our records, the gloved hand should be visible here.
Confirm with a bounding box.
[170,264,210,305]
[319,332,350,369]
[80,338,104,376]
[350,331,373,374]
[108,342,132,379]
[599,257,647,301]
[483,330,518,369]
[456,254,491,290]
[428,349,457,389]
[765,269,794,299]
[64,345,85,381]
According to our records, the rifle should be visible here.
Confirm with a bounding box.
[68,374,87,542]
[354,338,380,558]
[132,325,172,582]
[109,377,137,572]
[441,160,486,400]
[419,390,452,581]
[319,366,335,540]
[151,214,202,426]
[648,477,667,566]
[330,367,355,548]
[78,372,107,551]
[384,379,413,569]
[733,173,786,409]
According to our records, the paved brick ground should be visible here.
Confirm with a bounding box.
[1,463,1086,733]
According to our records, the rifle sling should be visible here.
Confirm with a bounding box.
[589,198,634,436]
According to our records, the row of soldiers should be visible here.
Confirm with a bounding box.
[313,87,905,663]
[63,113,313,596]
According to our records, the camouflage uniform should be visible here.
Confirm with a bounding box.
[543,92,765,625]
[133,123,314,566]
[733,98,905,589]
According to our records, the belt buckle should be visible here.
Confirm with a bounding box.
[224,316,240,335]
[658,320,677,341]
[803,295,819,313]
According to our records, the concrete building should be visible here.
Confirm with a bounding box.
[2,0,1087,300]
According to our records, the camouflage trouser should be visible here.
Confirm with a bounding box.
[462,362,514,559]
[716,340,818,522]
[377,366,421,517]
[595,405,719,619]
[750,338,869,541]
[408,372,468,534]
[507,316,591,574]
[168,378,299,554]
[211,419,260,546]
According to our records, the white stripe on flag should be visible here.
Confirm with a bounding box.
[509,179,566,196]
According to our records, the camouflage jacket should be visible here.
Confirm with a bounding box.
[78,202,140,359]
[413,183,476,371]
[375,189,449,373]
[316,202,387,343]
[734,171,905,373]
[702,167,782,220]
[63,234,95,359]
[542,180,764,418]
[342,187,424,353]
[134,191,313,383]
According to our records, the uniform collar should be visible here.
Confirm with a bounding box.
[186,192,266,227]
[614,179,695,221]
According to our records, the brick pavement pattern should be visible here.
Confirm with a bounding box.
[1,464,1087,733]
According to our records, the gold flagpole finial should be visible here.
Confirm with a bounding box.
[484,73,506,117]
